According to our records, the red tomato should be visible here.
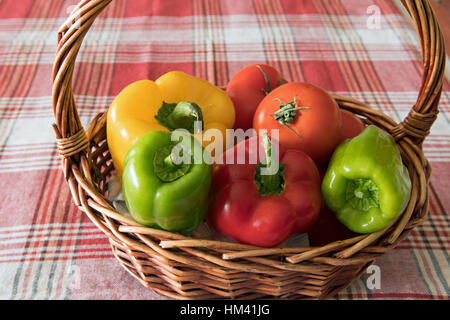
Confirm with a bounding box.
[253,82,342,166]
[226,64,285,131]
[340,109,365,142]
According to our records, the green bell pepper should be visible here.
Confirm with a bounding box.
[322,125,411,234]
[122,130,212,232]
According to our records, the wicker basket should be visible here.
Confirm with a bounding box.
[51,0,445,299]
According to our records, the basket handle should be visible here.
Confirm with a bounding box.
[390,0,445,145]
[52,0,445,155]
[52,0,112,158]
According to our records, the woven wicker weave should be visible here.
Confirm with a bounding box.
[51,0,445,299]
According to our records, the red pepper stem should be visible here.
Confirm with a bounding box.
[254,133,286,196]
[262,132,273,168]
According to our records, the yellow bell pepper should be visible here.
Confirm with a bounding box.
[107,71,235,177]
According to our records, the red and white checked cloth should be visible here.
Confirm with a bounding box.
[0,0,448,300]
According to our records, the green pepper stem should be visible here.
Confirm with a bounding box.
[254,133,286,196]
[153,144,191,182]
[163,153,178,168]
[346,178,380,211]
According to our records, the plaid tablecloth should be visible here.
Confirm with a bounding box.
[0,0,448,300]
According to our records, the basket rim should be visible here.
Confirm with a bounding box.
[84,94,430,254]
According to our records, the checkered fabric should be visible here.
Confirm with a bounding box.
[0,0,448,300]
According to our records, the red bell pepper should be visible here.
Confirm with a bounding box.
[208,133,322,247]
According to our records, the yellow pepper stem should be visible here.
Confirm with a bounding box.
[155,101,203,134]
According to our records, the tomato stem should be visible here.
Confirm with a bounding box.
[271,97,309,140]
[256,65,286,95]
